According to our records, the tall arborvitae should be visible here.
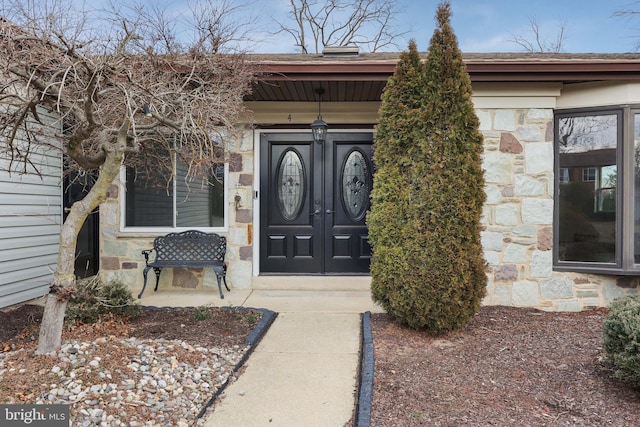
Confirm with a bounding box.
[368,40,425,312]
[368,2,486,333]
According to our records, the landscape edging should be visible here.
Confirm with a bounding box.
[139,305,277,419]
[197,306,278,418]
[354,311,374,427]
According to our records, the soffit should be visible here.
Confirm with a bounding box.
[245,52,640,103]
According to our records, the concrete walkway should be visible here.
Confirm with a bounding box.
[139,280,383,427]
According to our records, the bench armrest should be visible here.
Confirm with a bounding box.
[141,249,154,265]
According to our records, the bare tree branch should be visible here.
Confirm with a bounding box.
[1,0,254,178]
[272,0,408,53]
[508,16,568,53]
[0,0,255,353]
[613,4,640,50]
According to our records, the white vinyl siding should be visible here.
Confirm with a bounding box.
[0,110,62,308]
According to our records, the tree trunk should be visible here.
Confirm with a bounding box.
[35,144,125,355]
[36,293,69,355]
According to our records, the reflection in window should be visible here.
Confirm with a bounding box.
[558,168,570,183]
[126,159,225,228]
[557,113,617,263]
[634,113,640,263]
[582,167,597,182]
[126,167,173,227]
[176,163,225,227]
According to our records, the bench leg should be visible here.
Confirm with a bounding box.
[222,264,230,292]
[215,275,225,299]
[139,266,152,298]
[153,268,162,292]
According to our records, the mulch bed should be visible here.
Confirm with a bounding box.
[0,304,260,350]
[370,305,640,426]
[5,303,640,426]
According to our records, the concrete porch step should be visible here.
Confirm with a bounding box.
[251,275,371,291]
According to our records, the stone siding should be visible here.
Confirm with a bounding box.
[478,108,637,311]
[97,111,639,311]
[98,127,255,295]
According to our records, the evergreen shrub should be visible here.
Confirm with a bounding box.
[368,2,486,333]
[66,276,141,324]
[603,295,640,388]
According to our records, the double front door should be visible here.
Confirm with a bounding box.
[260,132,373,273]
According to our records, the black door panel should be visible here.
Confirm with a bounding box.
[260,132,372,273]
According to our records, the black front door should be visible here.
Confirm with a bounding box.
[260,132,373,273]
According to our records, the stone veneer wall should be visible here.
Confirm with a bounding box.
[97,109,639,310]
[477,108,638,311]
[98,127,255,295]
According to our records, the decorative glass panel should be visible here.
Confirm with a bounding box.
[277,150,305,220]
[342,150,370,220]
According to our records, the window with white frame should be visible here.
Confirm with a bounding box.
[558,167,570,183]
[124,157,226,229]
[582,167,597,182]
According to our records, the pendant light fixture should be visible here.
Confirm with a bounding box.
[310,87,328,144]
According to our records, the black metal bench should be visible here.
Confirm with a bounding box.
[138,230,230,299]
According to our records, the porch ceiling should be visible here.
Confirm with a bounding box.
[249,79,387,103]
[245,52,640,103]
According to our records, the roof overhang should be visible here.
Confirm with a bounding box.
[246,53,640,103]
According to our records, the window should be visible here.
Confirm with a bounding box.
[123,158,227,230]
[582,167,597,182]
[558,168,570,183]
[553,107,640,273]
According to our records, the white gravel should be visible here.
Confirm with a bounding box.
[0,337,250,426]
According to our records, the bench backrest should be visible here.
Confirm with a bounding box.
[153,230,226,262]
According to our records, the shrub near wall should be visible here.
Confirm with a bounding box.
[368,40,425,313]
[67,277,141,324]
[603,295,640,388]
[368,2,486,333]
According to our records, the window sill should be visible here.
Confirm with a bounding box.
[553,264,640,276]
[117,227,229,238]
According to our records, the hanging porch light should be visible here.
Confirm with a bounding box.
[310,87,328,144]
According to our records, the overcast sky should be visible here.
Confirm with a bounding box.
[246,0,640,53]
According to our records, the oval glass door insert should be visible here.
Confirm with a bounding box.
[342,150,370,220]
[277,150,305,220]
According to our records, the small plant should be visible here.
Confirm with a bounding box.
[66,276,140,325]
[193,306,212,321]
[603,294,640,388]
[234,309,261,325]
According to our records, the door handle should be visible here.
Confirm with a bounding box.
[326,210,335,215]
[310,209,321,216]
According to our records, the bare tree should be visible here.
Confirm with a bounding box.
[0,0,254,354]
[613,5,640,50]
[509,16,568,53]
[274,0,408,53]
